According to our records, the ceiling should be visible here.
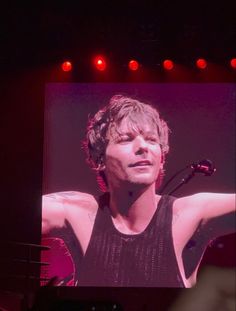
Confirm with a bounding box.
[1,1,235,71]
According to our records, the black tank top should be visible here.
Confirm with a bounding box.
[71,194,184,287]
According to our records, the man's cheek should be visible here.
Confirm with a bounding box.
[107,158,125,176]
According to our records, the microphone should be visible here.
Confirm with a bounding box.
[190,159,216,176]
[158,158,216,195]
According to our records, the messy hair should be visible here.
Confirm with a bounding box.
[83,94,170,191]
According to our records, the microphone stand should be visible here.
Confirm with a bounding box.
[159,159,216,195]
[157,165,190,194]
[167,170,195,195]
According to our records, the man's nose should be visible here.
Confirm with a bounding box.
[134,136,148,154]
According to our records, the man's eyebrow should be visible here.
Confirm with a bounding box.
[140,130,159,136]
[118,130,158,136]
[144,131,158,135]
[118,132,134,136]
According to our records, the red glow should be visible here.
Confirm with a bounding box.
[94,56,106,71]
[163,59,174,70]
[230,58,236,69]
[196,58,207,69]
[129,60,139,71]
[61,61,72,72]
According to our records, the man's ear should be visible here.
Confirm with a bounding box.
[160,154,165,168]
[97,156,106,171]
[97,163,106,171]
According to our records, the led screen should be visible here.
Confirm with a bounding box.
[41,83,235,287]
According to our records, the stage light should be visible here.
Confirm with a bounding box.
[94,56,106,71]
[196,58,207,69]
[61,61,72,72]
[128,59,139,71]
[230,58,236,69]
[163,59,174,70]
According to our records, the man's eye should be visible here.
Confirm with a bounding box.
[118,136,132,142]
[146,136,158,142]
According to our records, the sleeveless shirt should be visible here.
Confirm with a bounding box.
[66,194,185,287]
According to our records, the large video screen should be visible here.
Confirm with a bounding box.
[41,83,235,287]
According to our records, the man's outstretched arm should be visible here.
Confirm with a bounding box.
[189,192,236,237]
[42,193,67,234]
[42,191,98,235]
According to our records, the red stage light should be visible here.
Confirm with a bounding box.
[128,60,139,71]
[94,56,106,71]
[163,59,174,70]
[196,58,207,69]
[61,61,72,72]
[230,58,236,69]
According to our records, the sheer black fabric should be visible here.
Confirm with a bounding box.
[68,195,185,287]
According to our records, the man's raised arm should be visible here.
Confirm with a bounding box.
[190,192,236,237]
[42,193,67,234]
[42,191,99,235]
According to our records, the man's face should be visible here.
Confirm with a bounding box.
[103,117,163,190]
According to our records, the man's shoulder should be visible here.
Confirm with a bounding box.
[43,191,98,211]
[173,193,204,218]
[173,192,223,222]
[174,192,220,209]
[174,193,204,206]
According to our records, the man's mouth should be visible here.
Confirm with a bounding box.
[129,160,152,167]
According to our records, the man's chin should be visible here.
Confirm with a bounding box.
[126,177,156,187]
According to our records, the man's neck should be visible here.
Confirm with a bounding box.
[108,184,160,234]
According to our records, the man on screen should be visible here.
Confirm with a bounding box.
[42,94,235,287]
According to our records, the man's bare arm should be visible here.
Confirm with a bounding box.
[41,191,98,234]
[193,193,235,218]
[42,193,67,234]
[188,192,236,237]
